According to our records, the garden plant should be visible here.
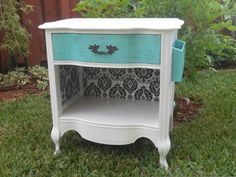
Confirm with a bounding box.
[0,0,33,69]
[74,0,236,77]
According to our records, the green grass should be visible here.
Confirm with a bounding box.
[0,69,236,176]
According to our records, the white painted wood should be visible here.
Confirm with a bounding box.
[39,18,184,30]
[54,60,161,69]
[169,82,175,132]
[158,30,176,169]
[169,31,178,132]
[40,18,184,169]
[60,121,160,146]
[61,96,159,128]
[43,28,165,35]
[45,32,62,154]
[59,96,160,146]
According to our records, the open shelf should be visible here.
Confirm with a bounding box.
[60,96,159,128]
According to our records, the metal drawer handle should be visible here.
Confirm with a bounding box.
[88,44,118,55]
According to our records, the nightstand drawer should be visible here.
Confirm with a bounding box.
[52,34,161,64]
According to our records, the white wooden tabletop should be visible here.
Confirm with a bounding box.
[39,18,184,30]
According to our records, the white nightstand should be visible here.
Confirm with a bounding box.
[39,18,185,169]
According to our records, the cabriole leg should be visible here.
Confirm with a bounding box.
[157,139,171,170]
[51,127,60,155]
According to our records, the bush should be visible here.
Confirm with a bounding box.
[0,66,48,90]
[0,67,30,88]
[74,0,134,17]
[0,0,33,69]
[29,65,49,90]
[74,0,236,77]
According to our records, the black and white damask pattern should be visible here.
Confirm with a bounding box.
[83,67,160,102]
[59,66,80,105]
[59,66,160,103]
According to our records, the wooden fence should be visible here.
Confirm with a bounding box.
[0,0,80,72]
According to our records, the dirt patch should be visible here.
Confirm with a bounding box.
[213,60,236,70]
[173,97,202,127]
[0,78,42,102]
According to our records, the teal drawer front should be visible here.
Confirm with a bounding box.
[52,34,161,64]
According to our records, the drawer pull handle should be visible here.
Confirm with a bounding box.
[88,44,118,55]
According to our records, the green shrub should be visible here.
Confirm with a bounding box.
[29,65,49,90]
[0,0,33,69]
[74,0,236,77]
[0,67,30,88]
[74,0,135,17]
[0,66,49,90]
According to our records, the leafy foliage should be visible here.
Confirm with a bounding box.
[0,66,48,90]
[73,0,135,17]
[0,0,33,64]
[29,65,49,90]
[74,0,236,77]
[0,67,30,87]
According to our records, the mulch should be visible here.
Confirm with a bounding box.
[174,97,202,127]
[0,78,41,102]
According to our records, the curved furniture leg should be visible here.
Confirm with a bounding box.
[157,139,171,170]
[51,127,60,155]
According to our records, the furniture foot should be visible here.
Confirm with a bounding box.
[51,127,60,155]
[53,148,60,155]
[159,153,169,169]
[157,139,171,170]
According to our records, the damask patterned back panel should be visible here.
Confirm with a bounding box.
[59,66,160,105]
[59,65,80,105]
[83,67,160,102]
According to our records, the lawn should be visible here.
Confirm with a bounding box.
[0,69,236,176]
